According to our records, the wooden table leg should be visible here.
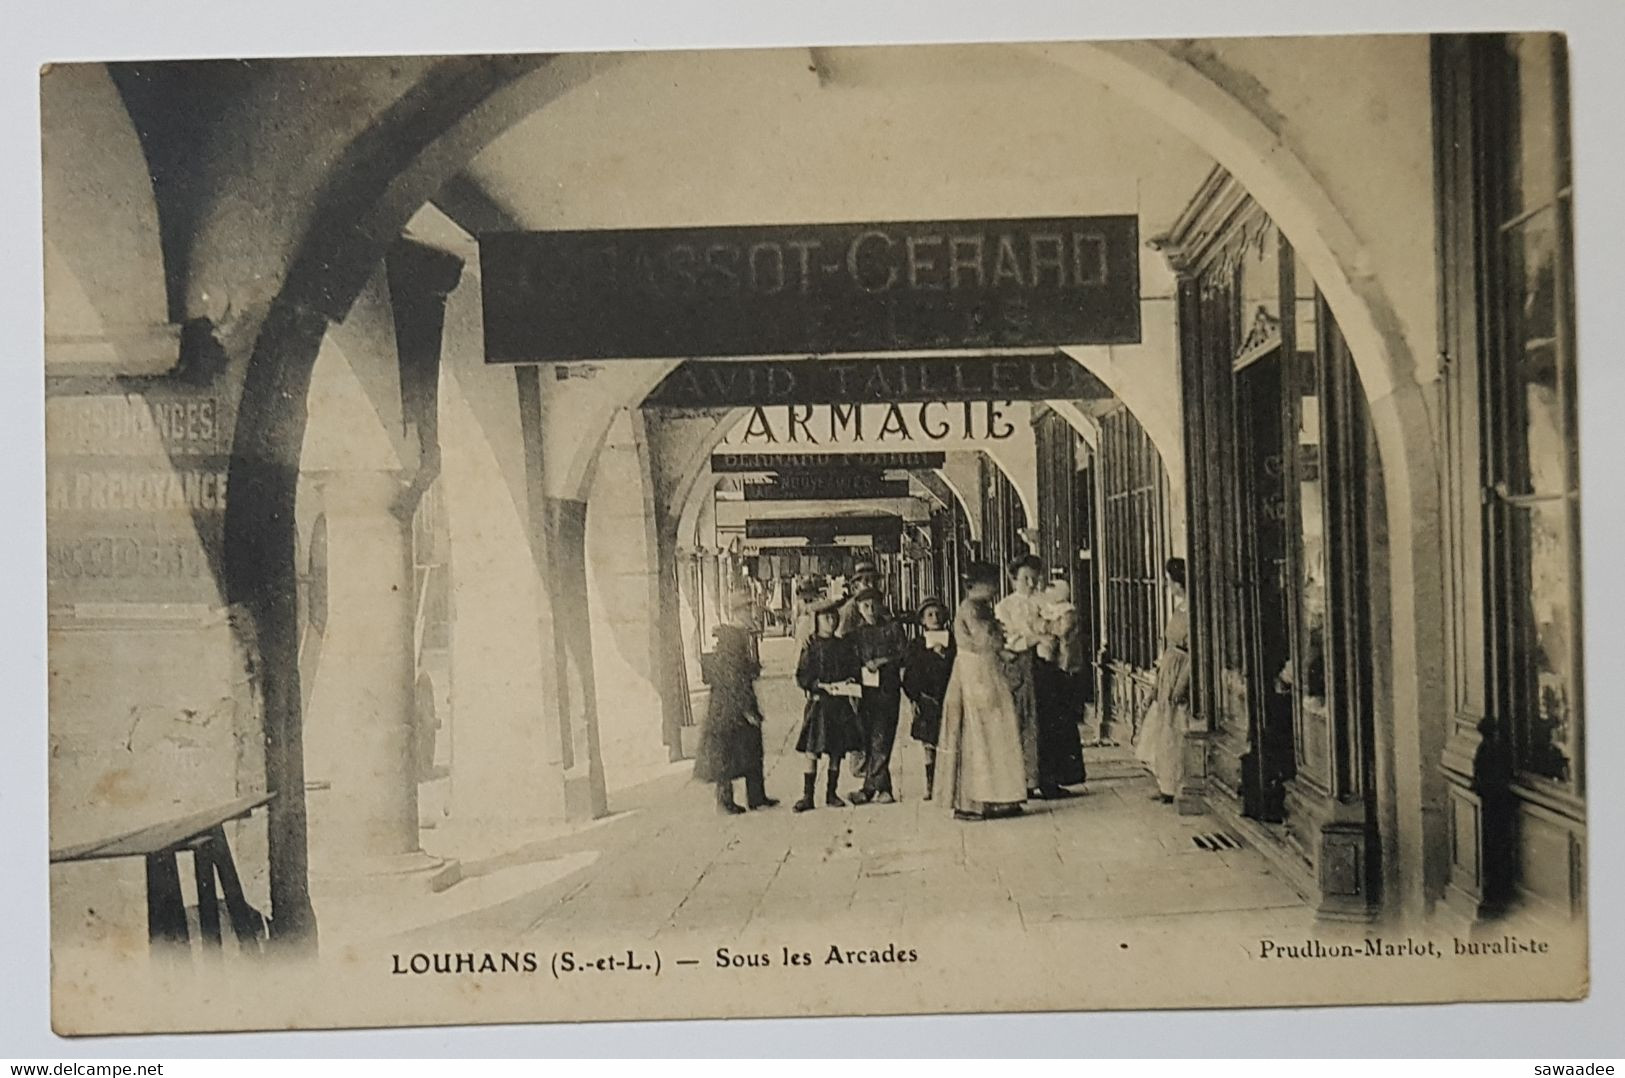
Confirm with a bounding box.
[144,851,190,951]
[191,839,223,953]
[207,825,267,952]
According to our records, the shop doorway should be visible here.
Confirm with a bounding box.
[1234,347,1296,822]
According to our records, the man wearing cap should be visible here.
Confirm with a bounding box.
[836,561,889,638]
[835,560,888,779]
[847,585,909,804]
[693,592,777,815]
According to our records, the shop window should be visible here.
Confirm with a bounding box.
[979,452,1026,573]
[1100,406,1168,672]
[1487,34,1581,793]
[1288,265,1328,723]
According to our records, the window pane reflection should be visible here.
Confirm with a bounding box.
[1507,208,1558,353]
[1505,210,1564,500]
[1507,34,1560,214]
[1296,384,1327,713]
[1515,499,1574,783]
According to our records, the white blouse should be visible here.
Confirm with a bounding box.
[994,591,1047,653]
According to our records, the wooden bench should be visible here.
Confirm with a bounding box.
[51,794,274,958]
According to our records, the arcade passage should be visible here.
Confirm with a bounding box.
[480,216,1141,361]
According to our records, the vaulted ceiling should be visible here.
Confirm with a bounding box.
[430,44,1217,281]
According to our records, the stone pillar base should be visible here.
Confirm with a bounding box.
[1177,729,1210,815]
[311,850,460,895]
[424,819,570,867]
[563,772,609,822]
[1439,880,1506,932]
[1316,896,1383,924]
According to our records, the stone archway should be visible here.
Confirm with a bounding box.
[42,63,179,374]
[218,40,1444,943]
[1025,39,1446,917]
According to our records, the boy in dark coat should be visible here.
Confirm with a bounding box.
[847,587,908,804]
[901,597,955,799]
[693,594,778,814]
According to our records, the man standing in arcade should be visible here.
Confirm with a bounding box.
[846,586,909,805]
[836,559,889,781]
[836,559,887,637]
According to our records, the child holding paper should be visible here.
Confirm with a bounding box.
[793,597,864,812]
[902,598,955,799]
[847,587,909,805]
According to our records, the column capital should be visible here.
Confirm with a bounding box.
[387,238,466,299]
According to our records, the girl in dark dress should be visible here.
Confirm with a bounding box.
[901,598,955,800]
[793,598,863,812]
[693,594,778,814]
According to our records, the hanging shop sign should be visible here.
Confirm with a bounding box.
[643,353,1112,407]
[480,216,1141,362]
[746,515,905,540]
[712,451,945,473]
[743,473,912,501]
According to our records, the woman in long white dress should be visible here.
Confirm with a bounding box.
[1135,558,1192,804]
[934,562,1028,820]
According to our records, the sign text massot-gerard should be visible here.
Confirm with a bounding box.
[480,216,1141,361]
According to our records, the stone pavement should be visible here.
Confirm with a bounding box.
[360,636,1313,962]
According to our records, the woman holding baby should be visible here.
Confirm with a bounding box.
[994,555,1086,799]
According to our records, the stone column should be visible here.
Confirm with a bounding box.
[543,495,610,820]
[515,367,609,822]
[583,410,669,786]
[305,468,444,883]
[436,265,567,839]
[652,511,692,762]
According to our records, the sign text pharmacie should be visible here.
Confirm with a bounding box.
[480,216,1141,362]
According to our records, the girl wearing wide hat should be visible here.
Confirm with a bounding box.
[792,596,864,811]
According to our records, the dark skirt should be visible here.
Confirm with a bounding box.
[1036,658,1086,786]
[909,697,944,746]
[1000,650,1042,788]
[796,695,862,757]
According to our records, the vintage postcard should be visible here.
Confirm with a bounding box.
[42,32,1587,1035]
